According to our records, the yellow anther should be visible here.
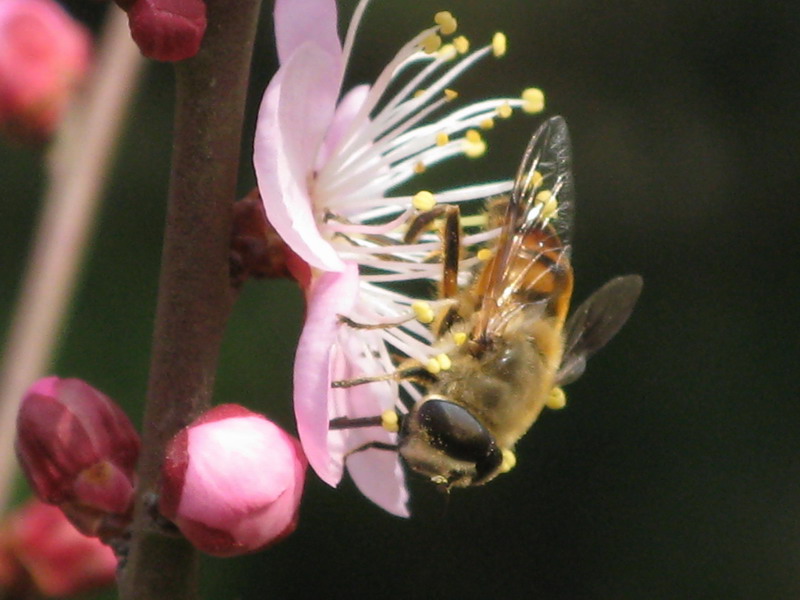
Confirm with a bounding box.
[413,161,426,174]
[453,332,467,346]
[500,449,517,473]
[535,189,552,204]
[480,118,495,130]
[465,129,482,143]
[426,358,442,374]
[453,35,470,54]
[522,87,545,113]
[438,44,457,60]
[381,410,399,433]
[436,132,449,146]
[477,248,493,261]
[532,170,543,189]
[459,214,488,228]
[546,387,567,410]
[444,88,459,101]
[422,33,442,54]
[492,32,507,57]
[541,196,558,220]
[436,353,452,371]
[434,11,457,35]
[412,301,435,324]
[412,190,436,211]
[413,89,426,98]
[497,102,513,119]
[464,139,486,158]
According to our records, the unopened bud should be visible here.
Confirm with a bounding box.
[0,0,90,141]
[160,404,307,557]
[231,188,308,287]
[15,377,140,534]
[3,500,116,597]
[126,0,207,62]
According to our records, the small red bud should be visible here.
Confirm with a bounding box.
[3,500,116,597]
[15,377,140,534]
[127,0,206,62]
[0,0,90,141]
[160,404,307,557]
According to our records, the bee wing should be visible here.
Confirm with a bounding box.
[556,275,643,385]
[473,116,575,340]
[507,115,575,248]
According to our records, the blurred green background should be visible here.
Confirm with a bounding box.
[3,0,800,598]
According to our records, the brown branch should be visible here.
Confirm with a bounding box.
[118,0,263,597]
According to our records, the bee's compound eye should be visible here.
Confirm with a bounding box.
[416,399,500,476]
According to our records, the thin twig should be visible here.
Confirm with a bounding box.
[118,0,263,597]
[0,7,144,513]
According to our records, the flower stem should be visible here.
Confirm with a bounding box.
[0,7,143,514]
[118,0,263,597]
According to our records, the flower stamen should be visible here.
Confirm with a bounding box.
[492,32,507,57]
[434,11,458,36]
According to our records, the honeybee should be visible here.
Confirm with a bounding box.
[332,116,641,490]
[396,116,642,488]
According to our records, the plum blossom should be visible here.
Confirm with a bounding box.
[254,0,544,516]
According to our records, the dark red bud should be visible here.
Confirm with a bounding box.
[127,0,206,62]
[15,377,140,523]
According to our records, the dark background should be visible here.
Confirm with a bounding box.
[2,0,800,598]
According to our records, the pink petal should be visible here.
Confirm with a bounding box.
[317,84,370,168]
[24,375,59,398]
[347,446,409,518]
[327,329,409,517]
[293,264,359,485]
[71,461,134,514]
[179,416,294,528]
[335,379,409,517]
[274,0,340,66]
[254,43,344,272]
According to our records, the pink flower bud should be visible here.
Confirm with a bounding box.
[0,0,90,141]
[3,500,116,597]
[127,0,206,62]
[15,377,140,529]
[160,404,307,557]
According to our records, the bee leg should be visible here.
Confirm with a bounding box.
[331,362,438,389]
[332,231,416,262]
[404,204,451,244]
[440,204,461,300]
[338,314,414,330]
[344,441,399,459]
[404,204,462,300]
[331,373,394,389]
[329,415,384,430]
[330,409,401,432]
[327,411,402,460]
